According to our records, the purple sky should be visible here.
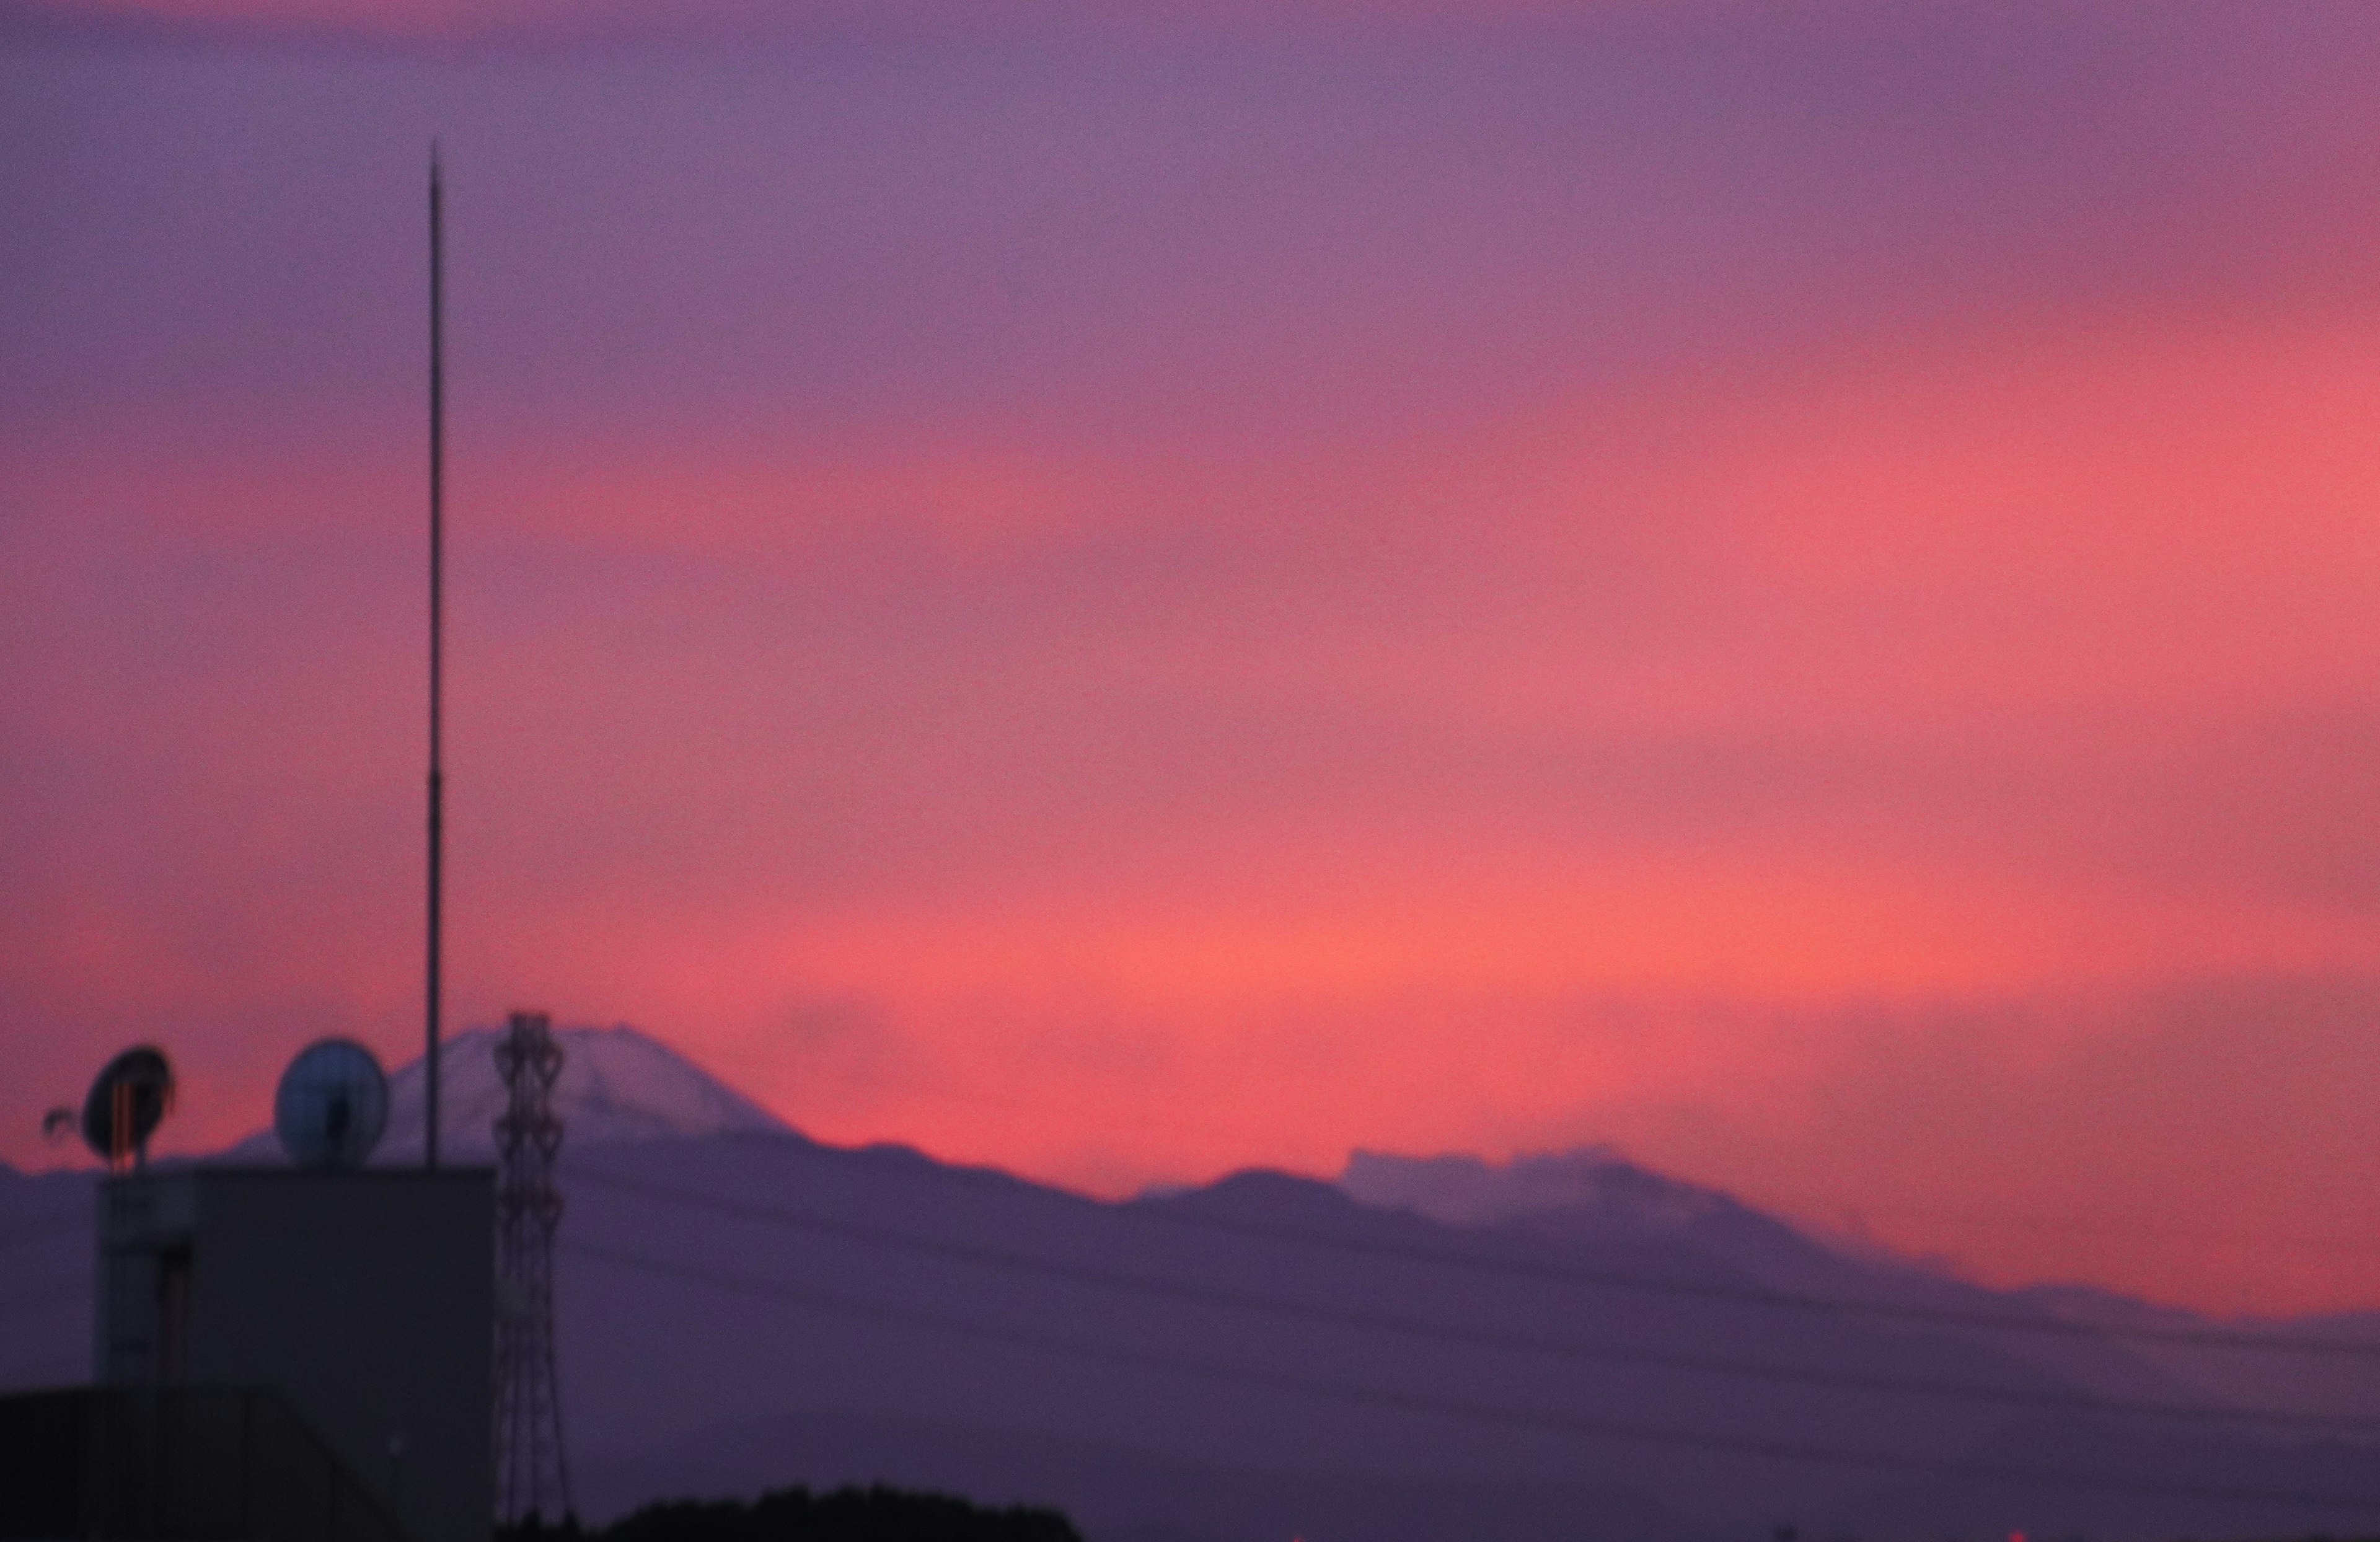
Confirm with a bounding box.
[6,0,2380,1313]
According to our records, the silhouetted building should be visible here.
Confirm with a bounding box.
[95,1167,496,1542]
[0,1383,411,1542]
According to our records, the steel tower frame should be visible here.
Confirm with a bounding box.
[493,1010,573,1522]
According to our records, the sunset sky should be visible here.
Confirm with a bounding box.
[5,0,2378,1316]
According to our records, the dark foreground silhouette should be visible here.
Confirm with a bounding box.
[500,1486,1083,1542]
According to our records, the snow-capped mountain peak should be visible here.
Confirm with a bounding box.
[228,1023,792,1163]
[379,1023,791,1160]
[1339,1145,1734,1231]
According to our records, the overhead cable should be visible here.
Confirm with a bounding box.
[0,1278,90,1316]
[572,1166,2380,1433]
[566,1240,2380,1515]
[0,1209,87,1254]
[578,1142,2380,1361]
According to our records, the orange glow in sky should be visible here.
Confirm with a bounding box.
[6,0,2380,1316]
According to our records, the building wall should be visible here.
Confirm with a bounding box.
[99,1169,496,1542]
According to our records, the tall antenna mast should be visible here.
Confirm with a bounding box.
[425,144,445,1171]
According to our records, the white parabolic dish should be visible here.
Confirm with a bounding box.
[274,1038,390,1169]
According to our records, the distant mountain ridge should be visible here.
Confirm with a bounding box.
[12,1024,2379,1540]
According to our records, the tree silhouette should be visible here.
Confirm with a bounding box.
[500,1484,1083,1542]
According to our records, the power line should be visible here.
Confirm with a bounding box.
[565,1240,2380,1515]
[0,1277,90,1316]
[1799,1197,2371,1259]
[0,1209,85,1253]
[572,1166,2380,1434]
[587,1141,2380,1361]
[0,1346,86,1390]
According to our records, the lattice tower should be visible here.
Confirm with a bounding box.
[493,1009,573,1522]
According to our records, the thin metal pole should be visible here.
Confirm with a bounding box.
[426,145,444,1171]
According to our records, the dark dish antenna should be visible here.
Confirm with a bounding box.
[80,1046,175,1171]
[425,144,446,1170]
[275,1038,391,1170]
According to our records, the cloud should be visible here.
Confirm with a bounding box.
[0,0,1588,47]
[9,4,2380,1315]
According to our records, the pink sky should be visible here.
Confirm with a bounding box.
[4,0,2378,1315]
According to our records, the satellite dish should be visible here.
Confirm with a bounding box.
[81,1046,175,1170]
[274,1038,390,1170]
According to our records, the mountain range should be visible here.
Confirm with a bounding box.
[6,1025,2376,1541]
